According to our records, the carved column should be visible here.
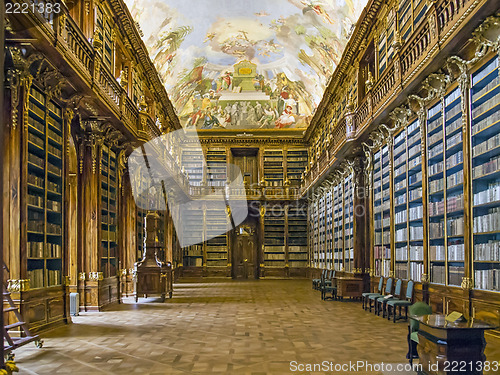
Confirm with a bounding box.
[352,157,366,278]
[77,121,104,311]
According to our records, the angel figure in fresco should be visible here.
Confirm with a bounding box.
[301,1,335,25]
[275,105,296,129]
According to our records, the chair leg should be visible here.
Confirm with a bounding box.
[405,306,408,321]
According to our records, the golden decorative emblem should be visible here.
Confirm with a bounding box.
[238,68,252,75]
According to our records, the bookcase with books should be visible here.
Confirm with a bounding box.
[205,208,229,267]
[263,205,286,268]
[182,148,204,186]
[325,190,333,269]
[426,89,465,286]
[206,148,227,187]
[471,55,500,292]
[333,181,344,271]
[287,204,308,268]
[101,145,118,278]
[26,86,64,289]
[181,209,204,267]
[373,146,391,277]
[318,196,326,269]
[136,205,146,260]
[286,149,308,186]
[393,119,425,281]
[263,150,284,187]
[344,173,354,272]
[310,202,319,268]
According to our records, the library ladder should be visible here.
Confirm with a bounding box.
[3,265,43,359]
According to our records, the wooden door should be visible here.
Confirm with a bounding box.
[233,222,258,279]
[231,153,258,187]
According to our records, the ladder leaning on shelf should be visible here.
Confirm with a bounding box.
[3,264,43,360]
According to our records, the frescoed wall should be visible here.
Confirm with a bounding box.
[125,0,368,130]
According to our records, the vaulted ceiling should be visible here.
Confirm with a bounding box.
[125,0,368,130]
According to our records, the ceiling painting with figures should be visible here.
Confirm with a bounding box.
[125,0,368,130]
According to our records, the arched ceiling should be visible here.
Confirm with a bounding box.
[125,0,368,130]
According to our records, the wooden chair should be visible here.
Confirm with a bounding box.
[387,280,415,322]
[368,277,392,312]
[375,279,402,317]
[407,302,432,365]
[320,270,337,300]
[362,277,384,310]
[312,269,326,290]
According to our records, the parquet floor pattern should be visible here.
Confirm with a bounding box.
[13,279,500,375]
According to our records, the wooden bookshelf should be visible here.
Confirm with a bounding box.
[471,55,500,292]
[206,149,227,187]
[287,204,308,269]
[26,87,63,289]
[373,145,391,277]
[263,150,284,187]
[182,148,204,186]
[205,208,229,268]
[286,149,307,186]
[333,181,343,271]
[325,189,333,269]
[100,145,118,278]
[263,205,285,268]
[344,173,354,272]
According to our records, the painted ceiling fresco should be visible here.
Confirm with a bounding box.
[125,0,368,130]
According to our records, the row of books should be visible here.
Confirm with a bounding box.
[28,220,44,233]
[448,217,464,236]
[408,143,421,159]
[445,130,462,150]
[264,253,285,260]
[431,264,446,284]
[428,130,443,149]
[28,132,44,148]
[408,206,424,221]
[447,194,464,212]
[28,153,44,167]
[473,182,500,205]
[395,263,408,279]
[46,222,62,235]
[410,262,424,282]
[375,259,391,277]
[448,243,465,261]
[449,266,465,286]
[47,162,61,176]
[396,228,407,242]
[46,199,61,212]
[28,194,44,208]
[185,258,203,267]
[446,117,462,135]
[430,245,446,261]
[374,245,391,259]
[429,200,445,216]
[474,269,500,291]
[429,161,444,177]
[28,115,45,133]
[474,240,500,261]
[472,108,500,135]
[446,150,463,169]
[409,246,424,261]
[207,252,227,259]
[429,178,444,194]
[396,246,408,261]
[47,129,62,143]
[409,187,423,201]
[473,207,500,233]
[471,62,498,97]
[471,91,500,119]
[473,133,500,157]
[409,171,423,186]
[447,170,463,188]
[206,259,227,267]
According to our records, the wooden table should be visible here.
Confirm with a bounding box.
[335,277,363,300]
[410,314,498,375]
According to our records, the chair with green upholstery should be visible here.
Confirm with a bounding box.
[387,280,415,322]
[320,270,337,300]
[362,277,384,310]
[313,269,326,290]
[407,301,432,365]
[375,279,402,317]
[368,277,392,313]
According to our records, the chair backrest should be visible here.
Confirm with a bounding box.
[321,269,327,279]
[377,277,384,293]
[394,279,403,297]
[405,280,415,300]
[409,302,432,332]
[327,270,333,279]
[331,270,336,278]
[384,278,393,294]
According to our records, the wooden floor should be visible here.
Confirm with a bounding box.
[13,279,500,374]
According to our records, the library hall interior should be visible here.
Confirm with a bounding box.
[2,0,500,374]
